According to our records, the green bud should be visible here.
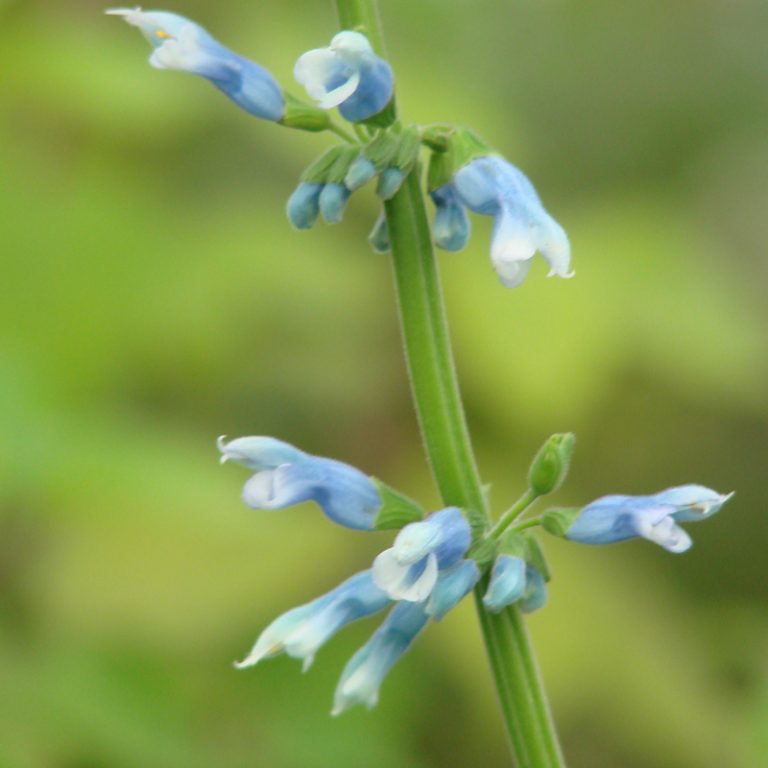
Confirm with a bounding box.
[541,507,581,538]
[279,93,332,133]
[371,478,424,530]
[528,433,575,497]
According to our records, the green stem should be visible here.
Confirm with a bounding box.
[491,489,539,539]
[334,1,564,764]
[329,121,357,142]
[512,516,544,533]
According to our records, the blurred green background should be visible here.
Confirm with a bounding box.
[2,0,767,766]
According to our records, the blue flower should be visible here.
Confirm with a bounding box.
[286,182,323,230]
[565,485,732,552]
[453,156,572,288]
[236,571,391,672]
[332,601,429,714]
[368,210,390,254]
[294,31,393,122]
[371,507,472,601]
[218,436,381,530]
[318,182,352,224]
[482,556,548,614]
[376,168,407,200]
[427,559,480,621]
[107,8,284,121]
[430,184,471,252]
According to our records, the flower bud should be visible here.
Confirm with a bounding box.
[528,433,575,496]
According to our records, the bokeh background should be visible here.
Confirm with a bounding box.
[2,0,767,766]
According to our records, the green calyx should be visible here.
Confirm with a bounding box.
[359,98,397,129]
[541,507,581,538]
[361,131,400,169]
[425,126,492,190]
[280,93,333,132]
[302,145,359,184]
[372,478,424,530]
[523,533,551,582]
[528,433,575,497]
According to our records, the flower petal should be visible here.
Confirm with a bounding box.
[372,549,439,602]
[332,601,429,715]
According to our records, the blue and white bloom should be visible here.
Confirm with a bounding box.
[218,436,381,530]
[108,8,285,121]
[236,571,391,672]
[453,156,572,288]
[332,601,429,714]
[566,485,733,553]
[294,31,394,122]
[372,507,472,601]
[430,184,471,252]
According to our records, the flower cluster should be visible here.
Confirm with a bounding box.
[219,436,549,713]
[111,9,572,289]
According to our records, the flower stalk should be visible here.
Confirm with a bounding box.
[333,1,565,763]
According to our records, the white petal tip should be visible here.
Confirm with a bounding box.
[301,656,314,673]
[105,7,143,24]
[547,268,575,279]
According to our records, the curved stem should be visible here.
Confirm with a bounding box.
[329,121,357,142]
[333,1,565,764]
[491,489,539,539]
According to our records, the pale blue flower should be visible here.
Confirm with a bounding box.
[368,210,390,254]
[236,571,390,672]
[430,184,471,252]
[332,601,429,714]
[520,566,548,614]
[427,560,480,621]
[376,168,407,200]
[108,8,284,121]
[218,436,381,530]
[453,156,572,288]
[319,182,352,224]
[482,554,526,613]
[653,484,733,522]
[345,155,378,191]
[566,485,732,552]
[482,556,548,614]
[294,31,393,122]
[286,182,323,230]
[372,507,471,601]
